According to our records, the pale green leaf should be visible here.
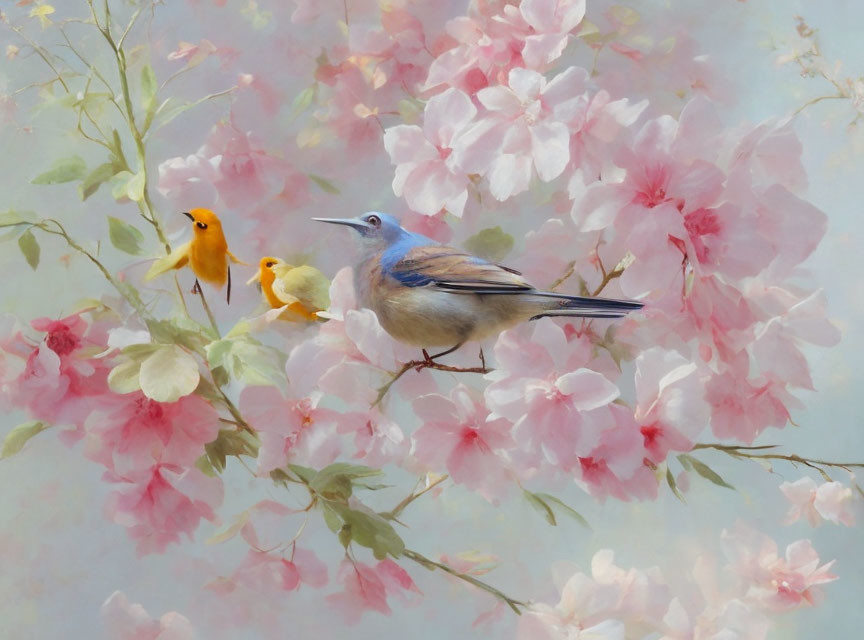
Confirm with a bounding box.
[464,226,514,262]
[108,216,145,255]
[308,174,341,195]
[139,344,200,403]
[665,467,686,503]
[206,512,250,545]
[535,492,592,529]
[140,64,157,112]
[679,454,735,490]
[110,170,146,202]
[79,162,120,201]
[32,155,87,185]
[524,490,556,526]
[18,230,40,270]
[107,360,142,394]
[1,421,49,458]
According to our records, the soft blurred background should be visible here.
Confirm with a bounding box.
[0,0,861,638]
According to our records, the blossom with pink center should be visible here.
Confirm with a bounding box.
[423,12,523,94]
[158,121,290,212]
[722,525,837,612]
[634,347,708,464]
[504,0,587,70]
[412,384,515,502]
[102,591,197,640]
[705,358,798,444]
[336,409,409,467]
[485,319,621,472]
[85,392,219,475]
[384,88,477,217]
[779,477,857,527]
[104,464,223,556]
[326,559,421,623]
[453,67,590,200]
[239,386,341,474]
[2,312,112,440]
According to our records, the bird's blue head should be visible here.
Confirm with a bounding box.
[313,212,409,251]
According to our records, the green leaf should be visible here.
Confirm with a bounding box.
[524,490,556,526]
[679,454,735,490]
[286,463,318,485]
[665,467,686,503]
[107,359,143,394]
[308,174,341,195]
[0,210,36,227]
[289,86,316,121]
[310,463,383,502]
[108,216,145,255]
[206,511,250,545]
[204,429,259,474]
[139,344,200,403]
[110,170,146,202]
[140,64,157,114]
[32,155,87,184]
[79,162,120,201]
[535,493,592,530]
[196,453,217,477]
[1,421,49,458]
[323,502,405,559]
[205,335,286,386]
[463,226,514,262]
[18,230,40,270]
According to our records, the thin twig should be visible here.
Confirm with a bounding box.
[373,359,490,408]
[384,475,449,521]
[693,443,864,482]
[403,549,527,615]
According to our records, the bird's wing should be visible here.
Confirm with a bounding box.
[144,242,190,281]
[272,265,331,311]
[227,249,249,266]
[388,245,533,292]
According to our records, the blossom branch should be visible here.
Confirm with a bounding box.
[692,442,864,481]
[383,474,449,521]
[372,358,491,408]
[402,549,527,615]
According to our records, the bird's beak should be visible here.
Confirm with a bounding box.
[245,272,261,286]
[312,217,372,232]
[182,211,195,221]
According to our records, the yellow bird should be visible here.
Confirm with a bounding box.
[145,208,246,303]
[246,256,330,322]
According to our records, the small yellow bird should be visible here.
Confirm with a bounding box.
[146,208,246,303]
[246,256,330,322]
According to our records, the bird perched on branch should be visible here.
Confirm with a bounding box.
[247,256,330,322]
[313,212,643,362]
[145,208,246,303]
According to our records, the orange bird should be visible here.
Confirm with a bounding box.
[145,208,246,303]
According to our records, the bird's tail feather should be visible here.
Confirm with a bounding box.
[526,292,643,320]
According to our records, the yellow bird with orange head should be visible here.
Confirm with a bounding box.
[145,208,246,303]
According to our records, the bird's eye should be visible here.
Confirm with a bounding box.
[266,261,274,268]
[366,214,381,227]
[196,221,208,230]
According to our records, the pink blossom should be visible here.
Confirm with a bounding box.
[508,0,586,70]
[326,559,420,623]
[158,122,290,212]
[485,319,621,473]
[453,67,590,199]
[239,386,341,474]
[336,409,409,467]
[102,591,197,640]
[412,384,515,502]
[2,312,112,440]
[518,550,670,639]
[384,88,477,217]
[722,526,837,612]
[230,548,328,594]
[634,347,707,463]
[85,392,219,475]
[780,477,856,527]
[104,464,223,555]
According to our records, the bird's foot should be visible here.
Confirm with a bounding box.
[191,279,202,295]
[479,347,487,371]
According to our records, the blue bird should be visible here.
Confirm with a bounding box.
[313,212,643,362]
